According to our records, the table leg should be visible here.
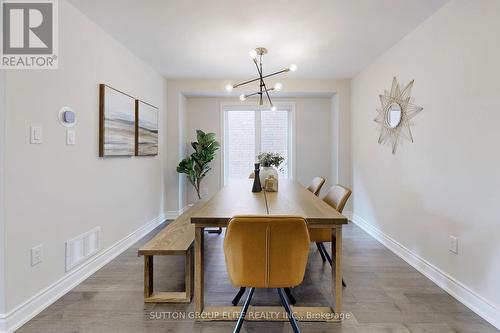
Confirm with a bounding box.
[332,227,342,314]
[195,227,205,314]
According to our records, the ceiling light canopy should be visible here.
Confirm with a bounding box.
[226,47,296,110]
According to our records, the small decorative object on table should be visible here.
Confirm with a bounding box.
[252,163,262,192]
[257,152,285,185]
[264,175,278,192]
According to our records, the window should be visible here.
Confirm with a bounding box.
[223,105,293,184]
[226,111,255,180]
[261,110,289,178]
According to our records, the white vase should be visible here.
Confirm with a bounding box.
[259,166,278,185]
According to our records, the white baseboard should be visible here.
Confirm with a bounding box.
[165,210,179,220]
[165,205,190,220]
[179,204,191,215]
[348,212,500,330]
[0,213,166,333]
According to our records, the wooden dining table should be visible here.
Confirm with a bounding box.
[190,179,348,321]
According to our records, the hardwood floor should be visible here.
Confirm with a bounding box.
[18,223,498,333]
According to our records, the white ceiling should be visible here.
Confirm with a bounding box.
[68,0,448,78]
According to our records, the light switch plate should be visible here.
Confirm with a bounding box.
[449,236,458,254]
[30,126,42,144]
[31,244,43,266]
[66,129,75,145]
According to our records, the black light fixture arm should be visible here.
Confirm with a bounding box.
[232,68,291,89]
[255,57,264,105]
[228,47,296,108]
[253,57,273,107]
[255,56,273,107]
[244,87,275,99]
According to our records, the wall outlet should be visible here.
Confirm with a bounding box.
[31,244,43,266]
[449,236,458,254]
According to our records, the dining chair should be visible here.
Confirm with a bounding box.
[224,215,310,333]
[306,176,326,196]
[309,184,351,287]
[306,176,329,266]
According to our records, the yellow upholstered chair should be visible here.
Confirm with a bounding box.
[309,185,351,287]
[224,215,310,333]
[306,176,325,196]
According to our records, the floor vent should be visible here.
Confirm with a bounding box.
[65,227,101,272]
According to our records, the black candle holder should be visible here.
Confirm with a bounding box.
[252,163,262,192]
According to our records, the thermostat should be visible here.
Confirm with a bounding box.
[58,107,76,127]
[64,111,75,123]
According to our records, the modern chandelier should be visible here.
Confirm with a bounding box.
[225,47,297,111]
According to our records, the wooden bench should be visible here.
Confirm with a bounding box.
[138,199,207,303]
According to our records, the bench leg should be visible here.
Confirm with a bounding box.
[144,256,154,298]
[185,246,194,301]
[143,252,193,303]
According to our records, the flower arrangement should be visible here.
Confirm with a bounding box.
[257,152,285,170]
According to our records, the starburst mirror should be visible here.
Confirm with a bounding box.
[375,77,423,154]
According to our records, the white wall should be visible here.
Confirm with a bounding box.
[178,94,188,211]
[2,0,167,315]
[350,0,500,327]
[166,79,351,212]
[185,97,334,204]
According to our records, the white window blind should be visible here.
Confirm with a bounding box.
[226,111,255,180]
[261,110,289,178]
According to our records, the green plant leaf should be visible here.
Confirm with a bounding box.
[177,129,220,198]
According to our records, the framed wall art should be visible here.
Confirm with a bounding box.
[135,100,159,156]
[99,84,136,157]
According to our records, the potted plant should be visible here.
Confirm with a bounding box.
[257,152,285,184]
[177,130,220,200]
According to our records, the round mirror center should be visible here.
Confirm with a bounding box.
[387,103,402,128]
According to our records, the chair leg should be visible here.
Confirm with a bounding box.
[284,287,297,305]
[319,243,347,287]
[277,288,301,333]
[319,242,332,265]
[315,242,327,262]
[232,287,246,306]
[233,287,254,333]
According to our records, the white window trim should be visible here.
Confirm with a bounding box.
[220,102,296,186]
